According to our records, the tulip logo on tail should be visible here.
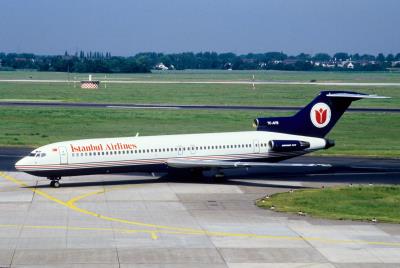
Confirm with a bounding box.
[310,103,331,128]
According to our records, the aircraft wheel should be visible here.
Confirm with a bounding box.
[53,181,60,188]
[50,181,55,187]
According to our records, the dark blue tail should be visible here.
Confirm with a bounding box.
[254,91,383,138]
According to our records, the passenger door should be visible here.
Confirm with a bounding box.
[58,146,68,164]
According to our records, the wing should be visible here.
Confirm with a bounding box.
[167,159,331,169]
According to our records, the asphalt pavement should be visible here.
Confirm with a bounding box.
[2,147,399,185]
[0,148,399,267]
[1,100,399,113]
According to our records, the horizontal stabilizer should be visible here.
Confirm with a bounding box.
[326,93,390,99]
[167,159,331,169]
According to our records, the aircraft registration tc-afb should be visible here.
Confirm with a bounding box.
[15,91,388,188]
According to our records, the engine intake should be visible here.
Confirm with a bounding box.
[268,140,310,152]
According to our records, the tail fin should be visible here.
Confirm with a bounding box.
[254,91,389,137]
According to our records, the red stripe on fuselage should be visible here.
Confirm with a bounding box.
[15,151,305,171]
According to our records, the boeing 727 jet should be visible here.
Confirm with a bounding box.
[15,91,388,187]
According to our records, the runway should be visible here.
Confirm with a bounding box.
[1,100,399,113]
[1,148,400,266]
[1,78,400,87]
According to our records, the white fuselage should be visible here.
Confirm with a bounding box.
[15,131,327,177]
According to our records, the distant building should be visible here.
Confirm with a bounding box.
[346,62,354,69]
[154,63,169,70]
[392,61,400,67]
[282,59,300,65]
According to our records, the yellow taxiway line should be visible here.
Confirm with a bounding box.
[1,171,400,247]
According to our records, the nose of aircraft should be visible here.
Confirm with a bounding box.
[15,157,28,171]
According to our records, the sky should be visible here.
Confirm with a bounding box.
[1,0,399,56]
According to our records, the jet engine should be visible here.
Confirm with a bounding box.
[268,140,310,152]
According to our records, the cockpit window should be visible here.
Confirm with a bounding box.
[28,152,36,157]
[40,153,46,157]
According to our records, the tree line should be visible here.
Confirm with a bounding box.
[1,51,399,73]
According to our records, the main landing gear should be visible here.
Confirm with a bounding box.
[48,177,61,188]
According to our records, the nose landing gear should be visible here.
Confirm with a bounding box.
[48,177,61,188]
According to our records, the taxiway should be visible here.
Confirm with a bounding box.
[1,100,399,113]
[0,149,399,267]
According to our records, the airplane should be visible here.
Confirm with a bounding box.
[15,91,388,188]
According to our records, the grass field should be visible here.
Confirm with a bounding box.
[0,82,398,108]
[0,70,398,157]
[0,107,399,157]
[256,186,400,223]
[1,70,400,82]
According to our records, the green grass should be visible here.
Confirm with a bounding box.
[0,107,398,157]
[0,70,398,157]
[256,186,400,223]
[1,70,400,82]
[0,82,398,108]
